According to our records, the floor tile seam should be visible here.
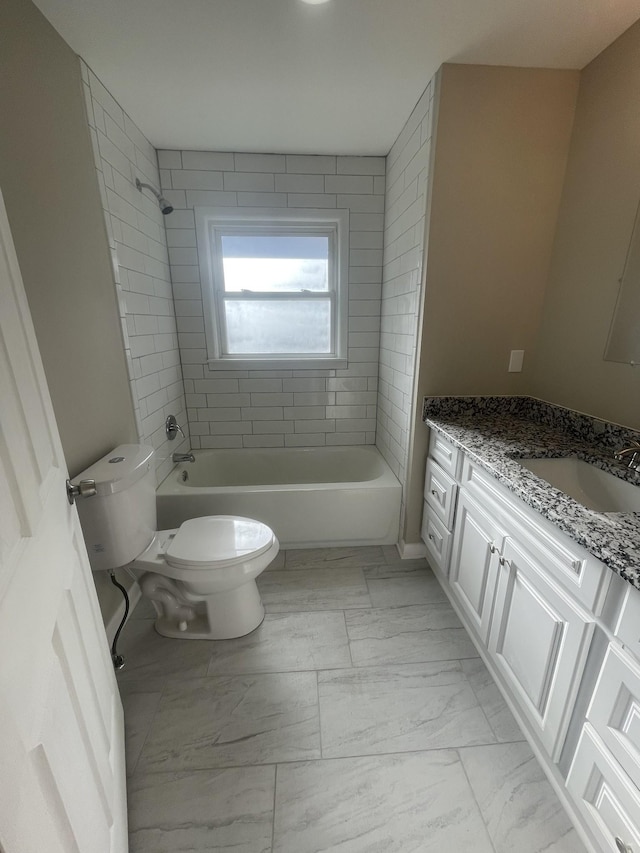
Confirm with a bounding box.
[271,764,278,853]
[348,653,482,668]
[263,603,373,613]
[458,675,505,746]
[318,735,512,761]
[127,694,164,777]
[454,746,499,853]
[132,740,512,777]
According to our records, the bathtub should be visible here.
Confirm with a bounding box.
[156,445,401,548]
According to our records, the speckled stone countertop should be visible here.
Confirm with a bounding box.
[423,396,640,589]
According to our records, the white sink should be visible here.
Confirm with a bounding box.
[517,456,640,513]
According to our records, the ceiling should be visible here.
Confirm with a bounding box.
[32,0,640,155]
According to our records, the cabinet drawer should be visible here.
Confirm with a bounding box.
[567,724,640,853]
[462,456,610,613]
[588,643,640,791]
[428,430,461,479]
[424,460,458,529]
[421,503,452,575]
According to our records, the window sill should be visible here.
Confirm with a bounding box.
[206,357,348,371]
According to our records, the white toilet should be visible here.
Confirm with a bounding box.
[73,444,279,639]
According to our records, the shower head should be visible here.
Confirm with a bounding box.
[135,178,174,215]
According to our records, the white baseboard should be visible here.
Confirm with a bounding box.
[397,539,428,559]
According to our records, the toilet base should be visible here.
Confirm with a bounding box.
[151,579,266,640]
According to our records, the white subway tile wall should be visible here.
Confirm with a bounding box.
[81,60,189,482]
[376,81,435,530]
[159,151,385,449]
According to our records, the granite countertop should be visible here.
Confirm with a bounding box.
[422,396,640,589]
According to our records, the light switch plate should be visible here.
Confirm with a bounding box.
[508,349,525,372]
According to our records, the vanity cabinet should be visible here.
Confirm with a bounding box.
[420,427,633,853]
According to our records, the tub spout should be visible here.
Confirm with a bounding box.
[173,451,195,463]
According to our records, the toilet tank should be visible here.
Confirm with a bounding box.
[72,444,157,571]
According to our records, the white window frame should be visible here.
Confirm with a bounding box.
[196,207,349,370]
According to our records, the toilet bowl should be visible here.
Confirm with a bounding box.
[72,444,279,640]
[134,516,278,639]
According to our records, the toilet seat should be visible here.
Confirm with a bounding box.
[165,515,275,571]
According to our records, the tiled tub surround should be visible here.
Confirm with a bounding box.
[423,396,640,587]
[120,546,584,852]
[377,80,435,523]
[157,150,385,450]
[81,61,189,483]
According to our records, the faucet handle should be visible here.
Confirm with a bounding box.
[165,414,185,441]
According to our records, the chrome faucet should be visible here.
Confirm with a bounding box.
[172,451,195,464]
[614,440,640,470]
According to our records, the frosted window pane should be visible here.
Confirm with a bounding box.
[221,235,329,293]
[224,300,331,354]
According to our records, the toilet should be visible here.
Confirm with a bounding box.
[72,444,279,639]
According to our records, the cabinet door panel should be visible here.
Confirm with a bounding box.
[567,724,640,853]
[588,643,640,791]
[489,539,594,759]
[449,490,505,641]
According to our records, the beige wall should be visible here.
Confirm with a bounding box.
[405,64,579,543]
[0,0,137,478]
[0,0,139,625]
[528,20,640,429]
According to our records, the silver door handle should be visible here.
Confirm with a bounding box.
[615,838,633,853]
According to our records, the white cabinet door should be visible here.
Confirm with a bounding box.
[448,489,505,642]
[567,724,640,853]
[488,538,594,760]
[588,643,640,792]
[0,190,127,852]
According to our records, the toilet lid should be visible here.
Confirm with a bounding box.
[165,516,275,569]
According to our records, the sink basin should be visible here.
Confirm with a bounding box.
[517,457,640,513]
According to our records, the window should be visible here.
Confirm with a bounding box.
[196,208,349,369]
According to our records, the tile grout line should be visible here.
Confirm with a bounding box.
[271,763,278,853]
[455,746,498,853]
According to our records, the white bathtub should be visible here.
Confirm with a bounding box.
[156,445,401,548]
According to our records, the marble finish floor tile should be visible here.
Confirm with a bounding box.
[138,672,320,771]
[122,690,162,775]
[462,658,525,743]
[459,742,586,853]
[117,618,214,690]
[366,572,447,606]
[363,560,431,579]
[346,603,479,667]
[207,611,352,675]
[258,568,371,611]
[284,546,385,570]
[128,765,275,852]
[273,751,494,852]
[382,544,429,567]
[318,662,496,757]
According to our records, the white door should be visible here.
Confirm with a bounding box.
[0,190,127,852]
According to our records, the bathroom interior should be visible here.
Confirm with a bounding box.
[2,0,640,850]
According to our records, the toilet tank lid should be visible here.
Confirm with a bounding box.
[71,445,155,496]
